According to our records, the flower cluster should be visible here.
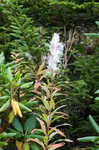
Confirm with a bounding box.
[48,33,64,74]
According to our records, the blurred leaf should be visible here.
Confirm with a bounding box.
[4,133,16,138]
[52,105,66,116]
[77,136,99,143]
[5,62,14,68]
[54,129,66,137]
[84,33,99,38]
[49,129,66,141]
[24,115,37,132]
[95,89,99,94]
[8,128,22,138]
[0,132,7,139]
[44,136,48,145]
[0,132,16,139]
[48,142,65,150]
[0,100,10,113]
[54,139,73,143]
[22,143,30,150]
[26,101,39,107]
[30,142,41,150]
[95,97,99,101]
[37,63,44,75]
[12,117,23,133]
[49,98,55,110]
[37,118,46,135]
[6,67,13,82]
[20,82,33,89]
[0,96,9,100]
[15,71,21,82]
[8,111,15,123]
[0,142,8,146]
[27,138,45,150]
[89,115,99,133]
[25,134,44,141]
[96,21,99,28]
[41,84,50,97]
[42,113,48,124]
[41,96,49,111]
[19,103,32,112]
[51,115,65,123]
[16,140,23,150]
[0,119,2,126]
[0,52,5,65]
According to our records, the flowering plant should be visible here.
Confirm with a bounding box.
[48,33,64,74]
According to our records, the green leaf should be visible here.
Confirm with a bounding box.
[22,143,30,150]
[96,21,99,28]
[12,117,23,133]
[95,97,99,101]
[20,82,33,89]
[8,128,22,138]
[84,33,99,38]
[0,52,5,65]
[41,96,49,111]
[0,132,16,139]
[26,101,39,107]
[19,103,32,112]
[49,98,54,110]
[30,142,41,150]
[24,115,37,132]
[4,133,16,138]
[0,132,7,139]
[41,84,50,97]
[89,115,99,133]
[0,119,2,125]
[95,89,99,94]
[0,142,8,146]
[42,113,48,124]
[15,71,21,82]
[0,96,9,100]
[77,136,99,143]
[0,100,10,113]
[52,105,66,116]
[5,62,14,68]
[25,134,44,141]
[6,67,13,82]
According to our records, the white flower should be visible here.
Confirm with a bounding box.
[48,33,64,73]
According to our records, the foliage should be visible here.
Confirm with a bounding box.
[0,0,47,63]
[19,0,99,26]
[0,0,99,150]
[0,2,70,149]
[50,21,99,149]
[77,90,99,150]
[0,50,71,149]
[27,69,73,150]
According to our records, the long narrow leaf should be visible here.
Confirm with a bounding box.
[52,105,67,116]
[89,115,99,133]
[48,142,65,150]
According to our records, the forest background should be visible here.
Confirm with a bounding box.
[0,0,99,150]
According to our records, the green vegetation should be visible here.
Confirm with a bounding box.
[0,0,99,149]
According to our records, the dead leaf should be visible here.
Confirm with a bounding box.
[36,118,46,135]
[48,142,65,150]
[16,141,23,150]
